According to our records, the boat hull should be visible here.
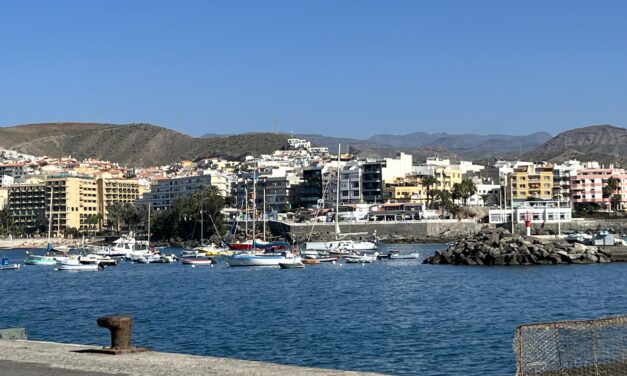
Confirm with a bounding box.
[279,262,304,269]
[226,254,299,267]
[181,258,216,265]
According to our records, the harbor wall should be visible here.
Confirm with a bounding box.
[269,220,487,242]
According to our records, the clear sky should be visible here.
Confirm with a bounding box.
[1,0,626,138]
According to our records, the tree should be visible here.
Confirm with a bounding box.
[0,208,13,236]
[611,194,622,216]
[85,214,102,236]
[434,190,452,218]
[603,177,620,212]
[452,179,477,216]
[420,175,438,209]
[106,202,125,234]
[447,203,462,220]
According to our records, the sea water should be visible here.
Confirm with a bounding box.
[0,244,624,376]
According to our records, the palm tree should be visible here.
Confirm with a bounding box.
[106,202,125,234]
[0,208,13,235]
[434,190,452,218]
[452,179,477,216]
[603,177,620,213]
[420,175,438,209]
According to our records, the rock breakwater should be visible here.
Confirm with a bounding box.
[423,228,612,265]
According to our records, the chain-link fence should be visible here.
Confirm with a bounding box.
[514,315,626,376]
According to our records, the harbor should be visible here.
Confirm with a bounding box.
[0,243,625,375]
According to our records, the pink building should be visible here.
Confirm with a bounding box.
[570,168,627,209]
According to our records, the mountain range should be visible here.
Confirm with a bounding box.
[0,122,624,168]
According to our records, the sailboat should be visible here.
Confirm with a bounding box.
[304,144,378,252]
[195,196,232,256]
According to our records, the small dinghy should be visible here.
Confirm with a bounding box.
[0,257,20,270]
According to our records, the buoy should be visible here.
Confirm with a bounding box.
[191,265,196,268]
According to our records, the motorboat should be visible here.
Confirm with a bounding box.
[181,257,216,266]
[24,252,69,266]
[56,257,103,271]
[0,257,20,270]
[79,254,117,266]
[344,252,379,263]
[136,253,177,264]
[306,239,378,252]
[378,250,420,260]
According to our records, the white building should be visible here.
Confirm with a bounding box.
[467,184,501,207]
[382,153,413,181]
[140,174,214,211]
[287,138,311,150]
[489,200,572,224]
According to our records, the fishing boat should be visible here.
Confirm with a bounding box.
[79,254,118,266]
[181,257,216,266]
[0,258,20,270]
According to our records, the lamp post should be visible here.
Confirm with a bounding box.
[557,193,562,238]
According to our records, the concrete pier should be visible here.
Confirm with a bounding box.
[0,340,385,376]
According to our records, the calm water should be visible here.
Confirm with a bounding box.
[0,244,625,376]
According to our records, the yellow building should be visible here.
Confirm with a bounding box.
[511,165,553,200]
[46,176,99,235]
[434,167,463,191]
[97,178,141,225]
[383,176,427,204]
[7,178,47,231]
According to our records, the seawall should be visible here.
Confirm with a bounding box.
[269,220,487,243]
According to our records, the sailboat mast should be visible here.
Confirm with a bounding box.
[147,204,151,247]
[47,184,53,242]
[335,144,341,238]
[200,198,203,245]
[252,168,256,241]
[263,186,266,242]
[245,187,248,238]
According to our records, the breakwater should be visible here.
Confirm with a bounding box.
[269,220,485,243]
[423,228,615,265]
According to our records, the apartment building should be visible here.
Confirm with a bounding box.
[383,175,427,204]
[97,178,141,224]
[570,167,627,210]
[46,176,99,235]
[7,178,46,231]
[511,165,554,201]
[140,174,214,211]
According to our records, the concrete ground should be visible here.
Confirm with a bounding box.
[0,340,386,376]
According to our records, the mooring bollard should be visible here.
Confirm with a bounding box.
[93,315,149,354]
[97,315,134,350]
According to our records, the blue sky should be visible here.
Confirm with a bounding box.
[1,0,626,137]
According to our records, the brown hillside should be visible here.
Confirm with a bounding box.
[0,123,288,167]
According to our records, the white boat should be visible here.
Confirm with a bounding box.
[304,144,378,252]
[80,254,117,266]
[226,252,301,267]
[0,257,20,270]
[390,252,420,260]
[181,257,216,266]
[344,252,379,263]
[136,253,177,264]
[56,258,102,271]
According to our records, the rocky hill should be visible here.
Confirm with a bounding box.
[0,123,288,167]
[523,125,627,165]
